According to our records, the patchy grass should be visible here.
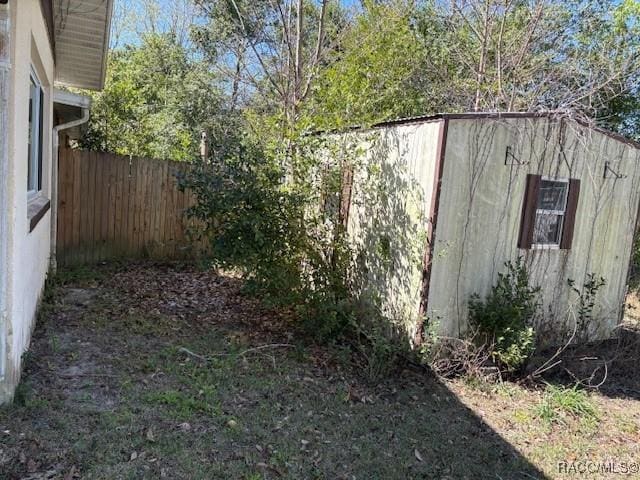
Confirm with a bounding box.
[0,262,639,479]
[448,377,640,479]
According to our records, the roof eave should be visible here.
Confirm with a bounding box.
[53,88,91,109]
[97,0,114,90]
[53,0,114,91]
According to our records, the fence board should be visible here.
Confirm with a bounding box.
[57,148,204,266]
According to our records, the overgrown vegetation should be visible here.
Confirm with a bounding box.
[468,258,540,372]
[177,131,407,379]
[83,0,640,160]
[75,0,640,379]
[568,274,607,341]
[79,33,224,160]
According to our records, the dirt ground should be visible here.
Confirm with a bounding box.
[1,262,639,479]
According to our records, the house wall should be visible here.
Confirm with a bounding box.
[427,117,640,342]
[0,0,54,403]
[345,120,442,339]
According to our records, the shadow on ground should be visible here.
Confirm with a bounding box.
[0,262,546,479]
[535,319,640,401]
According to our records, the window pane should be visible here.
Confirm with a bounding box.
[537,180,568,211]
[533,213,563,245]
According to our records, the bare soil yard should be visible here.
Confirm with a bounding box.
[1,262,639,479]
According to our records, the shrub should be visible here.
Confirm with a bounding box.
[179,135,365,339]
[178,140,311,305]
[468,257,540,372]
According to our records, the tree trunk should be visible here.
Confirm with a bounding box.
[293,0,304,118]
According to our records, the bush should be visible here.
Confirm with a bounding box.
[179,135,364,334]
[178,140,311,305]
[469,258,540,372]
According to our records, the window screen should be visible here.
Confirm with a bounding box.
[532,180,569,246]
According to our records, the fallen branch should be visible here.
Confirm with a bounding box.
[178,343,293,362]
[178,347,208,362]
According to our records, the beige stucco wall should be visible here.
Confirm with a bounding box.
[345,120,443,339]
[427,117,640,342]
[0,0,54,403]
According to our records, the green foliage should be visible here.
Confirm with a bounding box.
[178,140,308,302]
[101,1,640,158]
[178,132,405,379]
[568,274,606,340]
[94,0,640,383]
[534,384,599,426]
[353,319,405,381]
[79,33,225,161]
[630,235,640,290]
[469,258,540,371]
[308,2,429,129]
[178,131,355,318]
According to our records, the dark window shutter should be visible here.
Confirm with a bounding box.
[339,164,354,228]
[518,174,541,249]
[560,179,580,249]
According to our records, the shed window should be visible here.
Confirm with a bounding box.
[532,179,568,247]
[518,174,580,250]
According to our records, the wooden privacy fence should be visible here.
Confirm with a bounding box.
[57,148,205,266]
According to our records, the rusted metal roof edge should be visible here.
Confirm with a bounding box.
[325,112,640,150]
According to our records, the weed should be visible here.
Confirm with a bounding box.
[534,384,599,427]
[568,274,606,341]
[55,264,107,285]
[50,335,60,353]
[512,409,531,424]
[12,383,49,409]
[493,382,520,398]
[144,389,220,420]
[614,413,639,435]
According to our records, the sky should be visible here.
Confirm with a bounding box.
[110,0,362,49]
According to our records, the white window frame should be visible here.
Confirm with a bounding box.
[27,67,43,200]
[531,176,570,250]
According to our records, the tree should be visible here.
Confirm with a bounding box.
[412,0,640,121]
[305,0,640,133]
[192,0,347,131]
[307,1,431,129]
[79,33,225,161]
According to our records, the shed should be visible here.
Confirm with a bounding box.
[334,113,640,344]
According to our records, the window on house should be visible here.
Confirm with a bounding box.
[518,174,580,250]
[28,69,44,196]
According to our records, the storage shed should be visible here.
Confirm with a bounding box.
[335,113,640,344]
